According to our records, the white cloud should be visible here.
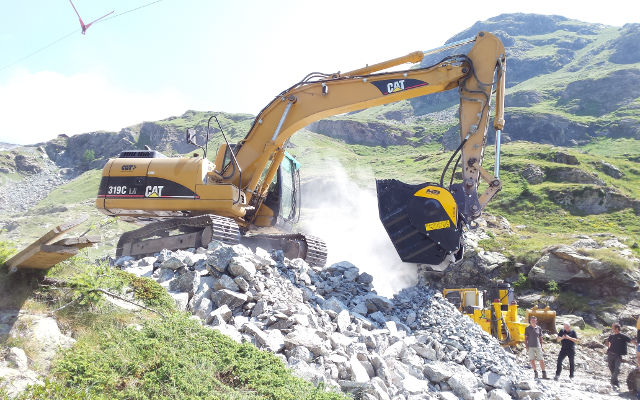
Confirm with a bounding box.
[0,70,189,145]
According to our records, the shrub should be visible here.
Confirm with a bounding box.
[82,149,95,164]
[0,240,16,267]
[513,273,530,291]
[24,314,346,400]
[546,280,560,294]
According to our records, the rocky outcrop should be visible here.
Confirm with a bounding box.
[507,90,544,107]
[608,23,640,64]
[307,119,415,147]
[557,69,640,116]
[528,244,640,296]
[13,154,41,174]
[597,160,624,179]
[548,186,640,215]
[520,163,545,184]
[0,312,75,397]
[42,130,136,170]
[544,166,604,185]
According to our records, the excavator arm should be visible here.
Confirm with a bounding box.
[213,32,505,263]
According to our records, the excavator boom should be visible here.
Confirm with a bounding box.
[96,31,506,266]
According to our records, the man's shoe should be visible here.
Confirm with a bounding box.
[542,370,548,379]
[554,374,559,381]
[534,370,539,379]
[569,374,574,379]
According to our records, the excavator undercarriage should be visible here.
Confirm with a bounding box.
[115,214,328,267]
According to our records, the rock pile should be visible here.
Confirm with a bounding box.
[118,241,538,400]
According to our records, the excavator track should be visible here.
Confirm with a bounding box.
[116,214,327,268]
[241,233,327,268]
[116,214,240,258]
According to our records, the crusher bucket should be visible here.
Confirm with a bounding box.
[526,305,557,332]
[376,179,463,264]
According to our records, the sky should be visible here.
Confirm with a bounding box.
[0,0,636,145]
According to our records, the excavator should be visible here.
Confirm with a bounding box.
[96,31,506,268]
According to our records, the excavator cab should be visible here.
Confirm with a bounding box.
[261,152,301,230]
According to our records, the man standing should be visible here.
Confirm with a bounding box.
[605,323,633,388]
[554,322,578,380]
[525,316,547,379]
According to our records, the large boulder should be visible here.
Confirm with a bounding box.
[528,245,640,296]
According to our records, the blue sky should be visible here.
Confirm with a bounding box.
[0,0,635,144]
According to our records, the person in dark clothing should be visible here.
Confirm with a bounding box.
[605,323,634,387]
[554,322,578,380]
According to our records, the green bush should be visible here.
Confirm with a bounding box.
[513,273,530,291]
[23,314,346,400]
[546,280,560,294]
[0,240,16,267]
[82,149,95,164]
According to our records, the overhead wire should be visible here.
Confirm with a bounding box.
[0,0,166,73]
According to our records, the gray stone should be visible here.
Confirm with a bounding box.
[115,255,135,267]
[521,164,545,184]
[349,354,370,383]
[213,274,240,292]
[284,326,329,356]
[423,361,454,382]
[160,256,184,270]
[364,294,394,313]
[556,314,586,329]
[488,389,512,400]
[448,367,481,400]
[482,371,512,392]
[169,291,189,311]
[324,297,348,313]
[194,297,213,320]
[233,276,250,292]
[598,161,624,179]
[7,347,28,371]
[357,272,374,285]
[211,289,248,310]
[336,310,351,332]
[401,375,430,394]
[169,270,199,296]
[153,267,175,283]
[228,256,257,281]
[351,302,368,315]
[208,304,232,323]
[124,265,153,277]
[206,245,234,272]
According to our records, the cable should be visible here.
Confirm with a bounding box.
[97,0,165,25]
[0,0,167,73]
[0,29,77,72]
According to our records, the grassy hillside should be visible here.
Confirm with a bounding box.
[0,256,345,400]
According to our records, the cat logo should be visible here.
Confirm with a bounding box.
[145,185,164,198]
[121,164,136,171]
[386,80,405,94]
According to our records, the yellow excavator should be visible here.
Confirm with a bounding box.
[96,31,506,267]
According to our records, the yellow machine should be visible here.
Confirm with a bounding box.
[525,305,557,332]
[444,283,527,346]
[96,32,507,267]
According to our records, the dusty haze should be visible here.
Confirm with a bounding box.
[299,164,418,297]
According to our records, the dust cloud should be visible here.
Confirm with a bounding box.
[299,163,417,297]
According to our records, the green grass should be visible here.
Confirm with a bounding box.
[2,256,346,400]
[19,314,344,400]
